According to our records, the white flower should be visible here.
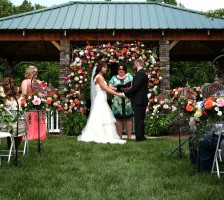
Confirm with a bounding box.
[215,106,220,111]
[217,111,222,116]
[159,76,163,80]
[75,57,80,62]
[147,93,152,98]
[79,51,84,56]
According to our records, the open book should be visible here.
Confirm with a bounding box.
[117,81,132,92]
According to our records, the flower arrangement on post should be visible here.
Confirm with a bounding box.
[20,82,62,113]
[20,92,45,111]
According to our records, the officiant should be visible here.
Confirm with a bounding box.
[109,63,133,139]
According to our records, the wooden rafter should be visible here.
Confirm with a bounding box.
[51,41,60,51]
[170,41,179,50]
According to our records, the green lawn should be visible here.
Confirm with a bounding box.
[0,135,224,200]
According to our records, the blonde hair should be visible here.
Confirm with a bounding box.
[25,66,37,79]
[134,59,144,67]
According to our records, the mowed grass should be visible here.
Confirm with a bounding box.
[0,135,224,200]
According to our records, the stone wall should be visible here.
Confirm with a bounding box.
[59,40,70,97]
[159,40,170,91]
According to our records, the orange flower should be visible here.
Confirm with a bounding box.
[78,69,82,74]
[186,104,194,112]
[204,97,215,109]
[122,48,128,53]
[74,99,80,105]
[154,79,159,84]
[79,108,84,113]
[20,99,26,106]
[70,102,75,108]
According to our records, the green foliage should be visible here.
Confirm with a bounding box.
[0,0,46,18]
[146,0,177,6]
[145,112,177,136]
[0,109,14,133]
[170,61,216,88]
[205,8,224,18]
[62,112,87,136]
[0,0,15,18]
[10,62,60,88]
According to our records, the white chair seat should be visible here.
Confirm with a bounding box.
[211,131,224,178]
[0,132,11,138]
[0,131,14,166]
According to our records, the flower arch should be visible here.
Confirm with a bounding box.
[63,41,162,114]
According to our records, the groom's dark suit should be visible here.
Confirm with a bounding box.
[124,68,148,141]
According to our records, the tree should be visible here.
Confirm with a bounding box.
[146,0,177,6]
[15,0,45,14]
[206,9,224,18]
[0,0,15,18]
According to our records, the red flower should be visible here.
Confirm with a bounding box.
[46,99,52,105]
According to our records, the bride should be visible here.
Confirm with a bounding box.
[77,61,126,144]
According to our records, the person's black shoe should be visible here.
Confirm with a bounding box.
[136,137,146,142]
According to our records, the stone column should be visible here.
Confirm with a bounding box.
[59,40,70,134]
[159,40,170,91]
[59,40,70,97]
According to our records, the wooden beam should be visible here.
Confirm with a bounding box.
[170,41,179,50]
[0,30,223,41]
[51,41,60,51]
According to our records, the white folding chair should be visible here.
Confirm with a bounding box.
[211,129,224,178]
[5,109,28,156]
[0,131,14,166]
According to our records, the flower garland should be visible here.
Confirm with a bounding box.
[64,41,161,114]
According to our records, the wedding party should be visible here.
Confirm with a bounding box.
[1,0,224,200]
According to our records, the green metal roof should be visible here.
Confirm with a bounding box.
[0,1,223,30]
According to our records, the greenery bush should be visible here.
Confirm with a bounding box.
[62,112,87,136]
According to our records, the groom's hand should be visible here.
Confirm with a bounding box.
[117,93,125,98]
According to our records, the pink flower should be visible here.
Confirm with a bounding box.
[172,106,177,111]
[32,97,41,105]
[163,104,169,109]
[216,98,224,107]
[196,87,200,92]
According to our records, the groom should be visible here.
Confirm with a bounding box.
[122,59,148,141]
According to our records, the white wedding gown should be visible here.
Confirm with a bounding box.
[77,76,126,144]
